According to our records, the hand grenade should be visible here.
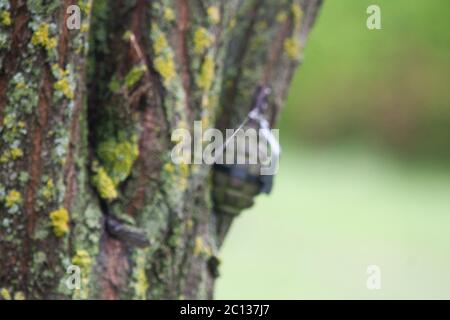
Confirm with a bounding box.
[213,86,280,244]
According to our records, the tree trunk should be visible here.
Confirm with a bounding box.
[0,0,322,300]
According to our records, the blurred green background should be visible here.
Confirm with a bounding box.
[216,0,450,299]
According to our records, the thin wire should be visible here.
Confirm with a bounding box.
[214,86,272,163]
[214,116,251,161]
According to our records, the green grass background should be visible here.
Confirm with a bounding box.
[215,0,450,299]
[216,146,450,299]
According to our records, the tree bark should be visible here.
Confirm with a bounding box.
[0,0,322,300]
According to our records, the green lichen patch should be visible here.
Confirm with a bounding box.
[291,2,303,28]
[283,37,301,60]
[0,10,11,26]
[131,249,149,300]
[72,249,92,269]
[193,236,212,258]
[49,208,70,237]
[207,6,220,25]
[124,64,147,88]
[0,147,24,163]
[0,287,11,300]
[197,56,215,91]
[4,189,22,209]
[52,64,75,100]
[41,178,54,201]
[153,32,168,55]
[150,25,176,86]
[154,56,175,84]
[163,8,175,22]
[91,164,118,201]
[0,287,25,300]
[96,136,139,186]
[31,23,57,50]
[193,27,213,54]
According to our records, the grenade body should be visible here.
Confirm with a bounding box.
[213,164,262,216]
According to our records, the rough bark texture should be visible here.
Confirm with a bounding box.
[0,0,322,300]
